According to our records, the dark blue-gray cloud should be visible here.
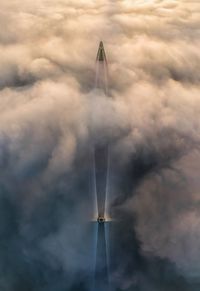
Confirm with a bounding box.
[0,0,200,290]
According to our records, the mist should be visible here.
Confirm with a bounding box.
[0,0,200,290]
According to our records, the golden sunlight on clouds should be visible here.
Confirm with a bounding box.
[0,0,200,287]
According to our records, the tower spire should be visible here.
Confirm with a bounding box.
[95,41,108,94]
[96,41,107,62]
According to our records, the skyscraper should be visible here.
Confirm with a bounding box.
[94,41,110,291]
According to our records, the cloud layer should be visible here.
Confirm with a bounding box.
[0,0,200,290]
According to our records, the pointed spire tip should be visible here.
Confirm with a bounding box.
[96,41,107,62]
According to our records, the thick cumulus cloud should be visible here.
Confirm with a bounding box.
[0,0,200,290]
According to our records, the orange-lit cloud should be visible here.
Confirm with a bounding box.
[0,0,200,286]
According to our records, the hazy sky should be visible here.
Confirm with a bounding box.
[0,1,200,290]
